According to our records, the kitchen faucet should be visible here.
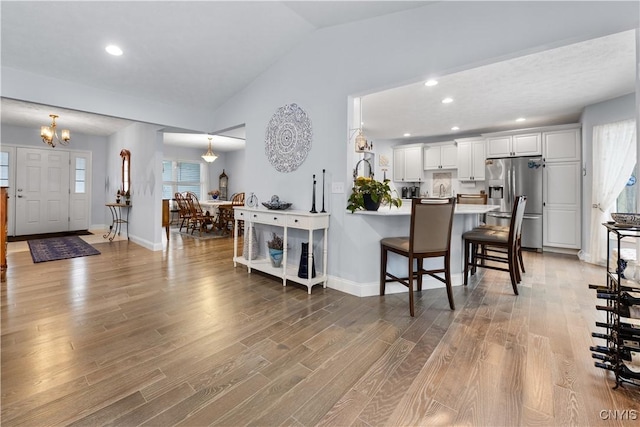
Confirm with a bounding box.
[439,183,445,197]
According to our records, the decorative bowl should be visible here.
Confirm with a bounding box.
[262,202,292,210]
[611,213,640,226]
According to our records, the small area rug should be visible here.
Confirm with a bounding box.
[28,236,101,263]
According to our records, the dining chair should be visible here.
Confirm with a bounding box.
[380,197,456,316]
[231,192,245,206]
[230,192,245,235]
[462,195,527,295]
[185,192,213,236]
[456,193,488,205]
[174,192,192,232]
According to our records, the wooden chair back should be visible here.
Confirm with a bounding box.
[456,193,487,205]
[231,192,245,206]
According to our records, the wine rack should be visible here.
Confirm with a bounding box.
[590,223,640,388]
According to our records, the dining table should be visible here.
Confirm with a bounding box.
[200,200,233,231]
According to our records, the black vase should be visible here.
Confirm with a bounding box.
[363,193,381,211]
[298,242,316,279]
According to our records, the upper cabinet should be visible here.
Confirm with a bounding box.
[393,144,423,182]
[456,137,485,181]
[543,128,581,162]
[423,142,457,170]
[485,132,541,158]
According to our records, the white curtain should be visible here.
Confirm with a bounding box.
[585,119,637,265]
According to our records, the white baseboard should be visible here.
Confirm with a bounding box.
[327,273,465,297]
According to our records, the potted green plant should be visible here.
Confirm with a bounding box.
[116,189,122,204]
[267,232,284,267]
[124,190,131,205]
[347,177,402,213]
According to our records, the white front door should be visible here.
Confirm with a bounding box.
[15,147,70,235]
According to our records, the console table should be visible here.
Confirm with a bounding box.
[104,203,131,241]
[233,207,330,294]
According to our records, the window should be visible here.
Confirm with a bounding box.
[74,157,86,193]
[617,164,637,213]
[0,152,8,187]
[162,160,204,199]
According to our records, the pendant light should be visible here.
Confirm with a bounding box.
[201,137,218,163]
[355,98,368,152]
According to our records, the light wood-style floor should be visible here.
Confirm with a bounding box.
[2,230,640,426]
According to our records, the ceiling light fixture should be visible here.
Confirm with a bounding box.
[105,44,123,56]
[425,79,438,87]
[451,126,460,131]
[40,114,70,148]
[441,97,453,104]
[403,133,411,137]
[516,117,526,122]
[201,137,218,163]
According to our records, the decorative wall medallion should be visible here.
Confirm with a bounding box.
[265,103,312,173]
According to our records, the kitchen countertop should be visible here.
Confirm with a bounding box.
[350,204,499,216]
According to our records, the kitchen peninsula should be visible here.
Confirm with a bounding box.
[342,203,499,297]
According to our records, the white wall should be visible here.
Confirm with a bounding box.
[207,2,639,293]
[107,122,164,250]
[224,149,246,199]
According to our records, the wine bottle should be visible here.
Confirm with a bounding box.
[594,361,640,380]
[595,321,640,337]
[590,283,638,293]
[596,291,640,306]
[596,304,640,320]
[591,331,640,349]
[590,345,634,361]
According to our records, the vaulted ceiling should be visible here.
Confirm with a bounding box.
[1,2,636,150]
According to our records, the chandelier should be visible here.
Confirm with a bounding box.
[201,137,218,163]
[40,114,70,147]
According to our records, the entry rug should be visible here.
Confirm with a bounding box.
[28,236,101,263]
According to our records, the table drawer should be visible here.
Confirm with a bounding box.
[249,211,285,226]
[234,209,246,221]
[287,215,310,229]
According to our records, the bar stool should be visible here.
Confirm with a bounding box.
[380,198,456,316]
[462,195,527,295]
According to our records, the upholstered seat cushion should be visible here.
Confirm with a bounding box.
[381,236,409,251]
[478,224,509,233]
[462,228,508,243]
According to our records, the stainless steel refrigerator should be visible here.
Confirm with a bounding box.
[485,157,543,250]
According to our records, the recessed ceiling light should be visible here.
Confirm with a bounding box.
[105,45,123,56]
[516,117,526,122]
[403,133,411,137]
[425,79,438,87]
[451,126,460,131]
[441,97,453,104]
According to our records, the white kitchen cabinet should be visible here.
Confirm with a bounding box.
[542,125,581,249]
[423,142,457,170]
[393,144,423,182]
[543,162,581,249]
[485,132,541,158]
[456,137,485,181]
[233,207,329,294]
[543,127,581,162]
